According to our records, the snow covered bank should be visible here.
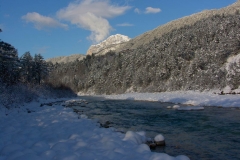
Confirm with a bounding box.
[0,83,76,109]
[0,100,189,160]
[102,91,240,107]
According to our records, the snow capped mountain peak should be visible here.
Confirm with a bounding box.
[87,34,130,55]
[104,34,130,43]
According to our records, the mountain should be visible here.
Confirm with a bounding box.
[46,54,85,64]
[48,1,240,95]
[114,1,240,53]
[86,34,130,56]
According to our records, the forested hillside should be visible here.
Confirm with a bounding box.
[47,8,240,95]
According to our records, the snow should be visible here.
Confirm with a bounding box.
[166,105,204,111]
[167,106,172,109]
[1,90,239,159]
[103,91,240,107]
[87,34,130,55]
[223,86,232,93]
[154,134,165,142]
[123,131,147,145]
[226,53,240,76]
[92,34,130,47]
[172,105,180,109]
[0,99,189,160]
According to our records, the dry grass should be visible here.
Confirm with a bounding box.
[46,54,85,64]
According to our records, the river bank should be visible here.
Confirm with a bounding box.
[0,98,189,160]
[88,91,240,108]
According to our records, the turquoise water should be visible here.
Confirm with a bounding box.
[72,98,240,160]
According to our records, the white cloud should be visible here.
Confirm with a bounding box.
[57,0,131,43]
[22,12,68,30]
[145,7,161,14]
[134,8,141,14]
[117,23,134,27]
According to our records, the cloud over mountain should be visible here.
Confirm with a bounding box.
[57,0,131,43]
[22,12,68,30]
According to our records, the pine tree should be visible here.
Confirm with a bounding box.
[20,52,34,83]
[33,53,48,84]
[0,41,20,84]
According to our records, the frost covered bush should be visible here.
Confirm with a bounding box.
[0,83,76,109]
[226,54,240,89]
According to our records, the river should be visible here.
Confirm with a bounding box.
[71,97,240,160]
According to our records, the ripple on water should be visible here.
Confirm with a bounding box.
[72,98,240,160]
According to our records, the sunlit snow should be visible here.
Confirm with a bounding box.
[102,91,240,108]
[0,99,189,160]
[1,90,239,159]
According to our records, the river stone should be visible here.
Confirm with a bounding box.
[100,121,112,128]
[173,105,180,109]
[154,140,166,146]
[148,143,156,149]
[154,134,165,146]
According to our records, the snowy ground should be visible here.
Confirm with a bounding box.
[0,98,189,160]
[1,91,239,160]
[102,91,240,108]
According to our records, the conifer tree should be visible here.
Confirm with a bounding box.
[33,53,48,84]
[20,52,34,83]
[0,40,20,84]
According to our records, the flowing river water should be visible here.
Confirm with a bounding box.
[71,97,240,160]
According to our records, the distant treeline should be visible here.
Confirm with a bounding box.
[48,13,240,94]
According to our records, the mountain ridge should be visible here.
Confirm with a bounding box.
[46,54,85,64]
[87,34,130,56]
[113,0,240,54]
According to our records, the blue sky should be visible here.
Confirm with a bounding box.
[0,0,236,59]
